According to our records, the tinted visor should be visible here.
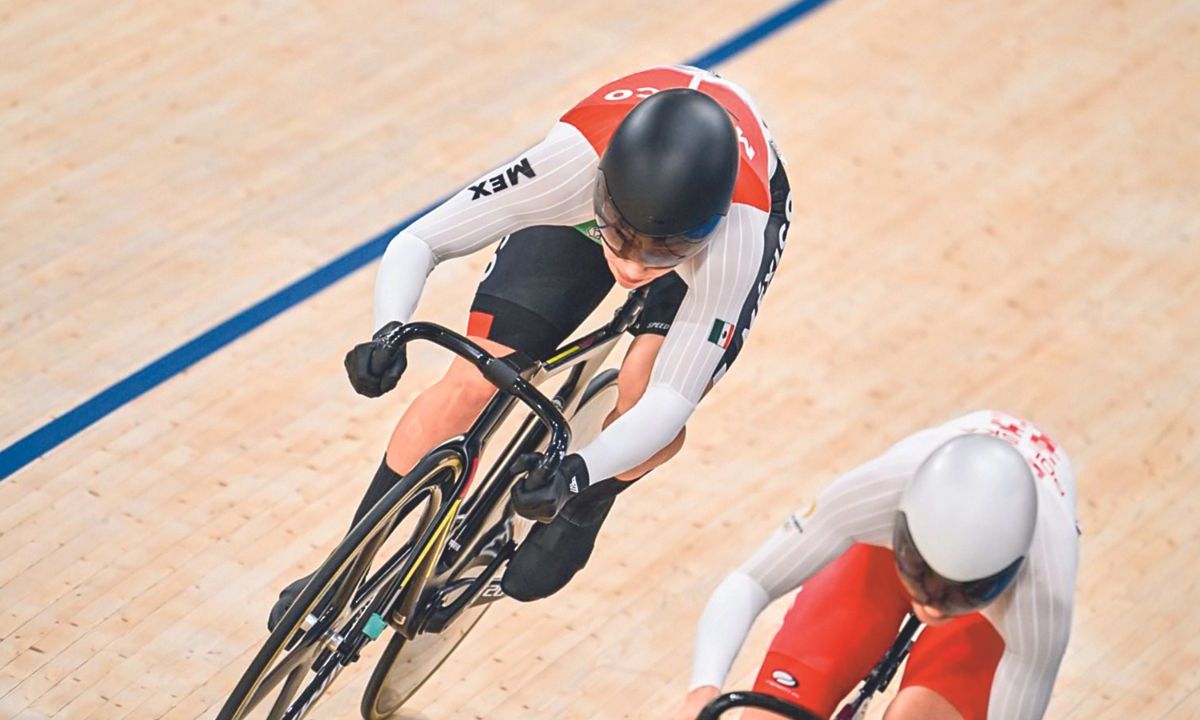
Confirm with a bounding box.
[593,170,723,268]
[893,511,1023,615]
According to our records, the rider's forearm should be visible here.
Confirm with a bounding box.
[575,384,695,481]
[689,570,771,690]
[373,231,437,331]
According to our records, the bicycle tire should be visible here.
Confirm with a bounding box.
[358,369,620,719]
[359,603,491,720]
[217,449,464,720]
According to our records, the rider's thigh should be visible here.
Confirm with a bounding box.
[433,336,518,406]
[385,336,516,471]
[752,544,911,718]
[616,333,664,413]
[471,225,614,360]
[896,613,1004,720]
[883,686,964,720]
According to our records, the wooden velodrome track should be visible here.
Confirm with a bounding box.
[2,0,1197,717]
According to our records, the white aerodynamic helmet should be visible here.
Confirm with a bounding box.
[893,433,1038,614]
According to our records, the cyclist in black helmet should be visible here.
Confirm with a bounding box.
[270,66,792,629]
[594,87,740,267]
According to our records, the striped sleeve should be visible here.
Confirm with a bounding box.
[372,122,597,330]
[685,452,918,691]
[649,203,767,402]
[739,453,914,598]
[986,505,1079,718]
[575,203,770,480]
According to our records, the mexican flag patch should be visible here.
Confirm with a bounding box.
[708,319,735,349]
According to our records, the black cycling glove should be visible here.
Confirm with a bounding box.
[510,452,589,523]
[344,321,408,398]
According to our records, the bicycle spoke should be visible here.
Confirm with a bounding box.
[284,652,346,720]
[266,664,306,720]
[247,643,318,712]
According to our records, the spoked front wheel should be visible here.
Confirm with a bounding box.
[359,369,621,719]
[217,451,464,720]
[360,602,491,719]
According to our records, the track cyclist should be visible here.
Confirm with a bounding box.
[269,65,792,626]
[674,410,1080,720]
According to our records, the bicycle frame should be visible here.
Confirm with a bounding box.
[349,289,647,641]
[833,614,922,719]
[220,293,647,720]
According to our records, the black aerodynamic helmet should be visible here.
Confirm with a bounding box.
[594,88,740,267]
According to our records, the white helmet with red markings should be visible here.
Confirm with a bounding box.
[893,433,1038,614]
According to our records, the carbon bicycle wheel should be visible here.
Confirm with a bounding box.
[359,369,620,719]
[217,450,464,720]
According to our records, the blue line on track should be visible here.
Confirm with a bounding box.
[0,0,836,481]
[687,0,836,69]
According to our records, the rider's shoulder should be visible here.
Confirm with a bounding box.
[558,66,696,153]
[558,66,768,153]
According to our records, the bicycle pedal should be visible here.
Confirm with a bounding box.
[362,612,388,640]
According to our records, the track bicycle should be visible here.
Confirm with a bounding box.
[217,289,647,720]
[697,615,922,720]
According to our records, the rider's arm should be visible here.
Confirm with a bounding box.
[687,453,915,691]
[689,570,771,690]
[574,204,767,480]
[575,384,695,480]
[986,518,1079,719]
[372,122,596,331]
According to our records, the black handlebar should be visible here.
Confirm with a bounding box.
[697,692,820,720]
[379,321,571,469]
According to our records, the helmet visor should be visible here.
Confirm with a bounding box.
[892,511,1024,615]
[593,170,723,269]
